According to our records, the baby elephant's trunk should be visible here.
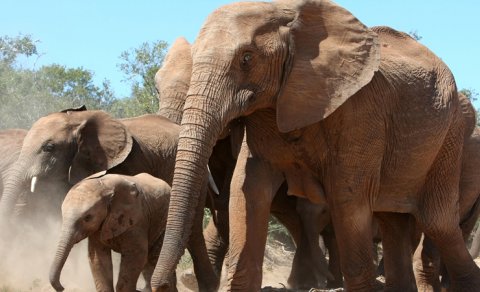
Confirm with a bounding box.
[50,230,75,292]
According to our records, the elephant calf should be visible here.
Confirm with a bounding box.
[49,172,174,292]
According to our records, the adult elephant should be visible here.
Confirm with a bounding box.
[0,108,218,291]
[156,37,335,289]
[151,0,480,291]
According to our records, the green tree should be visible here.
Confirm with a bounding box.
[0,34,115,129]
[408,30,423,41]
[460,88,480,125]
[0,34,38,65]
[114,40,168,117]
[36,64,115,110]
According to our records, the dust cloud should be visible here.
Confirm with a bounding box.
[0,192,294,292]
[0,192,126,292]
[0,213,98,291]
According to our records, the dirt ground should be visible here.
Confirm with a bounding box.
[1,221,480,292]
[0,234,306,292]
[177,240,297,292]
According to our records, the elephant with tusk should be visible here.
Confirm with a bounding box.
[0,107,219,291]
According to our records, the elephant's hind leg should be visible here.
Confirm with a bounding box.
[377,212,417,291]
[415,123,480,291]
[227,144,284,291]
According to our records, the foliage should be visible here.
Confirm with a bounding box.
[267,215,295,250]
[461,88,479,102]
[0,34,38,65]
[0,35,114,129]
[460,88,480,125]
[408,30,423,41]
[0,34,169,128]
[115,40,168,117]
[203,208,212,229]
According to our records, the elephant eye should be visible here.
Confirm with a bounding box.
[240,52,253,68]
[42,143,55,152]
[84,214,93,222]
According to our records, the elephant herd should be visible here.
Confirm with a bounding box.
[1,0,480,291]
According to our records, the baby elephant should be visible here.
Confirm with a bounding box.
[49,172,174,292]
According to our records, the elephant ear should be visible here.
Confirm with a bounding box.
[69,111,133,184]
[276,0,380,132]
[101,179,142,242]
[60,105,87,113]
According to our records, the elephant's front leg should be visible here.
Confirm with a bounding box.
[289,198,332,289]
[88,237,114,292]
[227,144,283,291]
[203,212,229,276]
[116,247,148,292]
[376,212,417,291]
[187,184,220,292]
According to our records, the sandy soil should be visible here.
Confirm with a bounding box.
[0,234,297,292]
[1,220,479,292]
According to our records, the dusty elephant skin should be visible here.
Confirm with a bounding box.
[49,173,173,292]
[0,109,178,220]
[151,0,480,291]
[0,109,218,291]
[0,129,27,189]
[412,93,480,290]
[0,129,27,204]
[156,37,335,289]
[0,128,64,224]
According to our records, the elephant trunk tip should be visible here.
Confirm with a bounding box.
[49,270,65,292]
[50,281,64,292]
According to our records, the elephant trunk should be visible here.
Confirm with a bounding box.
[49,227,76,292]
[0,160,29,220]
[151,92,225,290]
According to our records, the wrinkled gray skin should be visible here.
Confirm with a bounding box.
[152,0,480,291]
[0,109,217,291]
[0,129,28,205]
[413,93,480,291]
[156,37,335,289]
[49,173,174,292]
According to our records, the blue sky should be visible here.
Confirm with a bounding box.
[1,0,479,107]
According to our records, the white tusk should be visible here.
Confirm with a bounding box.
[207,165,219,195]
[68,165,72,184]
[30,176,38,193]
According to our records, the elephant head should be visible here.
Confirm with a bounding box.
[152,0,380,288]
[49,172,143,291]
[0,108,133,220]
